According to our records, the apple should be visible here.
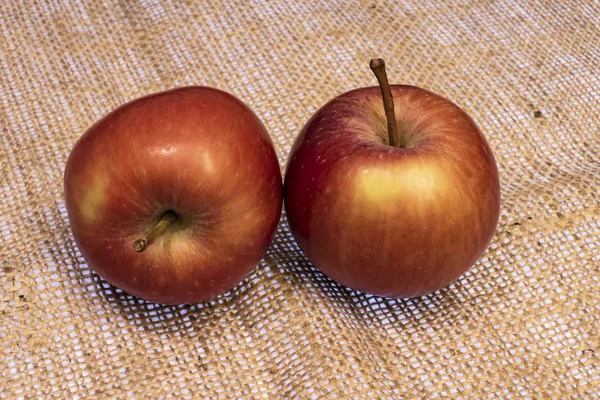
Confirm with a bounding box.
[64,86,282,305]
[283,59,500,298]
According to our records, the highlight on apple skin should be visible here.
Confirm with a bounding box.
[283,59,500,298]
[64,86,283,305]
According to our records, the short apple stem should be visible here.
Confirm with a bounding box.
[133,210,178,253]
[370,58,400,148]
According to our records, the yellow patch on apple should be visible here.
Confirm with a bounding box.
[78,175,106,224]
[356,162,450,207]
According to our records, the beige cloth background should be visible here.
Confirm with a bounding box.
[1,0,599,398]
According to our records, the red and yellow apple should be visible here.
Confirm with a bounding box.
[64,86,282,305]
[284,59,500,298]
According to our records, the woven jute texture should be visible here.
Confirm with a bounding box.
[1,0,599,398]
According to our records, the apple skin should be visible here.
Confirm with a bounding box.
[64,86,282,305]
[284,85,500,298]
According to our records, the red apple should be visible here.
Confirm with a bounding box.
[64,86,282,305]
[284,59,500,298]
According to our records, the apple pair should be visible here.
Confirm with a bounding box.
[64,59,500,305]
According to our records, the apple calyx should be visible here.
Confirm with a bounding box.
[369,58,401,148]
[133,210,178,252]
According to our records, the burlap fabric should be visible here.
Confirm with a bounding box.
[1,0,598,398]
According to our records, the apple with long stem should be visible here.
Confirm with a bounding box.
[64,86,283,305]
[284,59,500,298]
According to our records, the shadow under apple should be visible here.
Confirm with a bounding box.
[265,211,494,326]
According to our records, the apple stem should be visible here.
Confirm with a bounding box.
[134,210,178,253]
[370,58,400,148]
